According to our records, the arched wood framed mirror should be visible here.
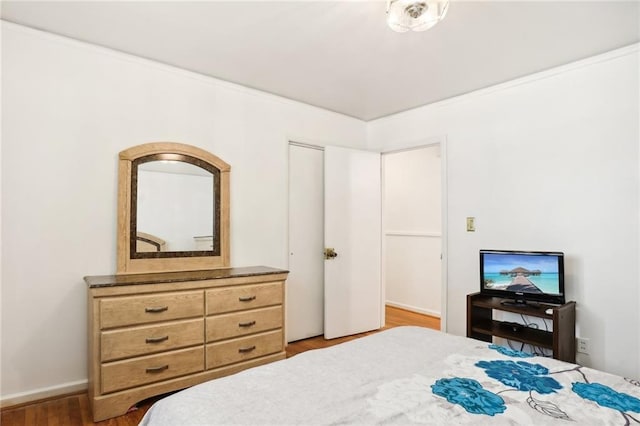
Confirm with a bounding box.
[117,142,230,273]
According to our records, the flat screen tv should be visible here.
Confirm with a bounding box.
[480,249,565,306]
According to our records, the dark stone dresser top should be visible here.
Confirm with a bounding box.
[84,266,288,288]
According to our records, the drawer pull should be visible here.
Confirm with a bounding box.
[145,365,169,374]
[145,335,169,344]
[238,345,256,353]
[239,320,256,328]
[145,306,169,313]
[238,296,256,302]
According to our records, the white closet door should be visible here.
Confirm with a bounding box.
[287,144,324,342]
[324,146,382,339]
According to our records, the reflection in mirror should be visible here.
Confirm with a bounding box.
[136,231,166,252]
[131,153,220,258]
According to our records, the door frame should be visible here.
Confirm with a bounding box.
[380,136,448,332]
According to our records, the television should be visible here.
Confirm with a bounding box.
[480,249,565,306]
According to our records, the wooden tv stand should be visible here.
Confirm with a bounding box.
[467,292,576,363]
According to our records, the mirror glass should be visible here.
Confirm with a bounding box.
[130,153,220,258]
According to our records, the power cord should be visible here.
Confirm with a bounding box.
[503,314,552,357]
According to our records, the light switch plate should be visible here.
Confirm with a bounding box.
[466,217,475,232]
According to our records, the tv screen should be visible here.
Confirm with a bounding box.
[480,249,565,305]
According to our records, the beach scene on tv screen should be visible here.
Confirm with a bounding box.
[483,253,561,294]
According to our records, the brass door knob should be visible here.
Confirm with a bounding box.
[324,247,338,260]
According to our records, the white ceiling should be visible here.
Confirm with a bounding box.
[2,1,639,121]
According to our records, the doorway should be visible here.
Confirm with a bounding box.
[287,141,445,342]
[382,144,443,320]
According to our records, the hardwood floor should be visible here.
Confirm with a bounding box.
[286,305,440,357]
[1,306,439,426]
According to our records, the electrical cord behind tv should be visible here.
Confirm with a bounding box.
[504,314,552,357]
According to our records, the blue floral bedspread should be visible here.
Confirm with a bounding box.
[368,336,640,425]
[426,347,640,423]
[140,326,640,425]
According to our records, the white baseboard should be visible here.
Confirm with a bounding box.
[386,301,440,318]
[0,380,87,409]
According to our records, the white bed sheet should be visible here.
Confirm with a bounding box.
[139,326,640,425]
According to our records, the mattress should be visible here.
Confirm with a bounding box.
[139,326,640,425]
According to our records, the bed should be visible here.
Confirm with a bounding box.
[139,326,640,425]
[136,232,167,252]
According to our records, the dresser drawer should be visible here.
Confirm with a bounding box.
[100,291,204,329]
[101,319,204,362]
[206,282,282,314]
[206,330,283,369]
[101,346,204,394]
[206,306,282,342]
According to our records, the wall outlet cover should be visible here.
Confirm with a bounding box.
[577,337,590,355]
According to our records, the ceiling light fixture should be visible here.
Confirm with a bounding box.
[386,0,450,33]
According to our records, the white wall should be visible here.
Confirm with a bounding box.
[2,19,639,404]
[368,44,640,378]
[383,146,441,316]
[0,22,367,403]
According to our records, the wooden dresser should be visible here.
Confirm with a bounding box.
[85,266,288,421]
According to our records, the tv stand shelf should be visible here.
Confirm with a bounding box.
[467,292,576,363]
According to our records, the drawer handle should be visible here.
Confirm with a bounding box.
[239,321,256,328]
[145,365,169,374]
[145,335,169,344]
[238,296,256,302]
[145,306,169,313]
[238,345,256,353]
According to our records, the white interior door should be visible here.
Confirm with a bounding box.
[287,143,324,342]
[324,146,382,339]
